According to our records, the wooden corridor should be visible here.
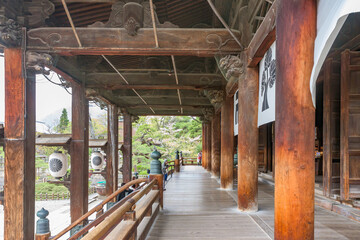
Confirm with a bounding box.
[147,166,360,240]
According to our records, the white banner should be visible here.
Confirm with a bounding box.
[258,42,276,127]
[234,90,238,136]
[310,0,360,106]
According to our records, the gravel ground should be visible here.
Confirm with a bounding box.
[0,193,101,239]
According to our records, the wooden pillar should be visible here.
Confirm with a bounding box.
[123,112,132,183]
[237,65,259,212]
[106,105,119,195]
[202,123,206,168]
[4,48,36,239]
[71,82,89,223]
[205,121,212,171]
[221,96,234,189]
[211,113,221,178]
[275,1,316,239]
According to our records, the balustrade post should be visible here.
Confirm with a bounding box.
[174,150,180,172]
[35,208,50,240]
[149,149,164,208]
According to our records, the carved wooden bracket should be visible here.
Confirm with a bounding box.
[202,108,214,122]
[219,55,244,80]
[88,0,178,36]
[23,0,55,28]
[131,115,139,123]
[25,51,53,74]
[0,19,22,47]
[204,90,225,105]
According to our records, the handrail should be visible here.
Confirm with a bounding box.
[52,178,148,240]
[82,179,157,240]
[69,188,141,240]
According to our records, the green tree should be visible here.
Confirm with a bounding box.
[58,108,69,133]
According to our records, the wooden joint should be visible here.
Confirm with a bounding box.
[95,208,104,219]
[145,207,152,217]
[124,210,136,221]
[35,232,51,240]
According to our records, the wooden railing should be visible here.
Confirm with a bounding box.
[182,157,198,166]
[41,178,154,240]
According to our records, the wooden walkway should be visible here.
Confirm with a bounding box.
[147,166,360,240]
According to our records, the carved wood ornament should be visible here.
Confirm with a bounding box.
[25,51,53,74]
[89,0,178,36]
[0,19,22,47]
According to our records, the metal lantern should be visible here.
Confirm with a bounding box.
[48,151,68,178]
[91,151,105,170]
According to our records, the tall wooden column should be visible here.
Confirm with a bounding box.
[275,1,316,239]
[123,112,132,183]
[106,105,119,195]
[71,83,89,223]
[211,113,221,178]
[205,121,212,171]
[221,97,234,189]
[202,123,206,168]
[4,49,36,239]
[237,65,259,212]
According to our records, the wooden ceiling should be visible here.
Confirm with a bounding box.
[17,0,275,116]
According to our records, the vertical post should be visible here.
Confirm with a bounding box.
[71,82,89,223]
[123,112,132,183]
[323,58,333,198]
[202,123,206,168]
[106,105,119,196]
[275,0,316,239]
[237,65,259,212]
[175,151,180,172]
[211,113,221,178]
[4,48,36,239]
[205,121,212,171]
[221,96,234,189]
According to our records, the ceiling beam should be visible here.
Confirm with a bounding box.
[51,0,116,2]
[247,0,277,67]
[126,104,212,109]
[86,84,221,91]
[27,28,242,56]
[86,72,225,86]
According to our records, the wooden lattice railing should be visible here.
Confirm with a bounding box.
[36,177,163,240]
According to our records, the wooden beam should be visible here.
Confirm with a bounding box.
[275,0,316,239]
[247,0,277,67]
[87,84,221,91]
[86,72,224,88]
[106,105,119,196]
[71,82,89,223]
[122,112,132,183]
[237,65,259,212]
[220,96,234,189]
[27,28,242,56]
[211,113,221,178]
[4,48,36,239]
[126,104,212,109]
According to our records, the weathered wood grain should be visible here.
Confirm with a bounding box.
[106,105,119,196]
[211,113,221,178]
[27,28,242,56]
[220,96,234,189]
[4,48,36,239]
[275,0,316,239]
[237,65,259,212]
[71,82,89,222]
[122,112,132,183]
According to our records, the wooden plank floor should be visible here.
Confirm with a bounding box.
[147,166,360,240]
[147,166,271,239]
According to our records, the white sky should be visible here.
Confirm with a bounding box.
[0,57,106,130]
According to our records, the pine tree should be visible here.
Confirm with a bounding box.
[59,108,69,133]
